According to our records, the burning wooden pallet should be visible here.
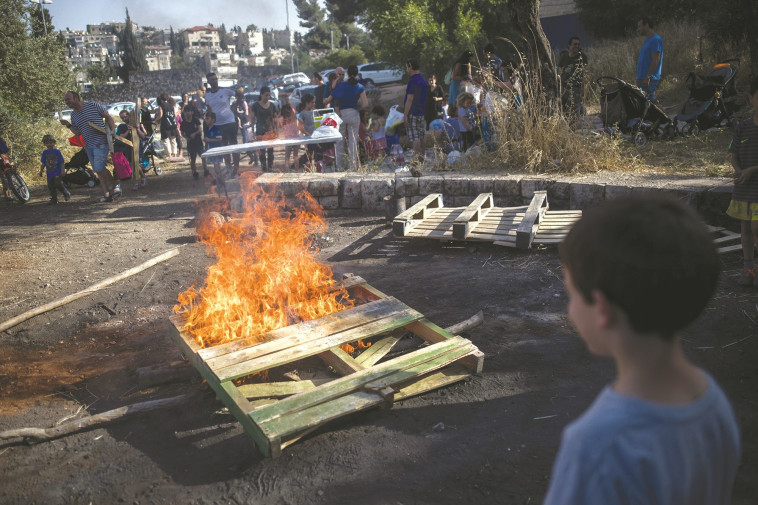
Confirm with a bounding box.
[393,191,582,248]
[706,225,742,254]
[169,275,483,457]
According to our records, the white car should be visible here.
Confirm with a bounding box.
[357,62,404,85]
[288,85,320,110]
[320,69,337,81]
[53,109,73,121]
[105,102,135,114]
[281,72,309,86]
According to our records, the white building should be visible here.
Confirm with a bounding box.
[145,46,172,71]
[183,25,221,56]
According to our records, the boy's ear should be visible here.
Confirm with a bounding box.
[590,289,615,329]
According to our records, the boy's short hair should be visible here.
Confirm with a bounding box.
[406,59,420,71]
[42,134,55,144]
[559,194,718,339]
[639,15,654,29]
[447,102,458,117]
[456,92,474,106]
[205,111,216,120]
[372,105,385,116]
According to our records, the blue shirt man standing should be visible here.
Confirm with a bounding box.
[636,16,663,100]
[403,58,428,168]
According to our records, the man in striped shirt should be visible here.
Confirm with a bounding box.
[60,91,118,202]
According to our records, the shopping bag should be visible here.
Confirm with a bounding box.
[385,105,404,130]
[312,112,343,139]
[112,151,133,180]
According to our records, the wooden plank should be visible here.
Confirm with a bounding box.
[713,234,740,244]
[319,347,365,375]
[238,379,333,399]
[213,306,424,382]
[516,191,549,249]
[254,340,476,438]
[251,336,471,425]
[453,193,494,240]
[167,320,275,456]
[199,296,404,361]
[393,194,444,236]
[393,363,472,400]
[354,332,404,366]
[718,244,742,254]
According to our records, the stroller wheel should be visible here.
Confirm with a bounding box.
[662,125,676,140]
[682,123,699,136]
[633,132,648,147]
[154,165,163,175]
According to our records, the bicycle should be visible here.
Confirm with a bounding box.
[1,150,31,203]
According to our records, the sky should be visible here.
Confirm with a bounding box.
[44,0,303,33]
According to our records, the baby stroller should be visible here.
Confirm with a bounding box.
[139,131,164,175]
[62,135,99,188]
[597,76,674,146]
[674,59,739,135]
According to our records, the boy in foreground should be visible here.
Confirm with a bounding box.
[544,194,741,505]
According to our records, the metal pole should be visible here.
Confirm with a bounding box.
[41,3,47,35]
[285,0,294,73]
[330,29,333,52]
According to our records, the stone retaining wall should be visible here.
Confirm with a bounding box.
[225,172,735,228]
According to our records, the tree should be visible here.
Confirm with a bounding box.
[696,0,758,76]
[29,3,53,38]
[218,23,228,51]
[117,8,147,83]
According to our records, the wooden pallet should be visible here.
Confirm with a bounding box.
[706,225,742,254]
[169,276,483,457]
[393,191,582,249]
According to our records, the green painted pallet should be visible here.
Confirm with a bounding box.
[169,276,484,457]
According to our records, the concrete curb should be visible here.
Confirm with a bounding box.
[226,171,736,228]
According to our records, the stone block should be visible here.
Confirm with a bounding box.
[547,181,570,201]
[340,177,363,209]
[318,196,340,210]
[449,195,475,207]
[276,179,309,197]
[468,176,494,195]
[395,176,419,197]
[570,183,605,210]
[409,195,426,206]
[308,178,340,197]
[361,177,394,212]
[419,176,444,195]
[493,176,521,200]
[521,178,551,199]
[603,185,633,200]
[443,176,470,196]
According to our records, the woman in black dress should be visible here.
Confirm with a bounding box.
[425,74,445,128]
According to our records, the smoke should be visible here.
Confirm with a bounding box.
[125,0,285,30]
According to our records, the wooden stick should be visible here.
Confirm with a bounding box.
[0,248,181,333]
[445,310,484,335]
[0,394,195,443]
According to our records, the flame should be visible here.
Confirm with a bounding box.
[174,174,355,349]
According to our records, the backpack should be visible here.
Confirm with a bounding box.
[112,151,133,180]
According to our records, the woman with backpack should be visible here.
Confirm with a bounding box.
[154,92,178,158]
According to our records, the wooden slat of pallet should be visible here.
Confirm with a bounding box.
[714,234,740,244]
[718,244,743,254]
[198,296,402,361]
[516,191,549,249]
[319,347,365,375]
[212,304,423,382]
[393,363,471,401]
[393,193,444,236]
[453,193,494,240]
[253,338,476,438]
[238,379,334,399]
[354,331,404,366]
[167,316,274,456]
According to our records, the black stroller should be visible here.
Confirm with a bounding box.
[597,76,674,146]
[62,136,99,188]
[674,59,739,135]
[139,131,164,175]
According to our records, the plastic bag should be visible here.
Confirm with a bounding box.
[386,105,404,131]
[112,151,133,180]
[311,112,343,139]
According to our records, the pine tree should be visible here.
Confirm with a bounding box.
[117,8,147,83]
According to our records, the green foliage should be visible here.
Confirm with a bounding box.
[306,48,367,74]
[117,8,147,83]
[218,24,228,51]
[363,0,483,78]
[29,4,54,38]
[86,61,118,85]
[695,0,758,75]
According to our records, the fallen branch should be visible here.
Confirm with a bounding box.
[445,310,484,335]
[0,247,181,334]
[0,393,195,444]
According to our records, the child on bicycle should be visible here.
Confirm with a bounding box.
[39,134,71,204]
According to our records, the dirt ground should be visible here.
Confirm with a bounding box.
[0,161,756,505]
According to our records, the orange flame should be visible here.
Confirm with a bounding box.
[174,175,354,349]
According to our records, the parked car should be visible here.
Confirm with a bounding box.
[244,93,281,114]
[53,109,73,122]
[281,72,309,86]
[319,69,336,81]
[288,85,320,110]
[357,62,404,85]
[279,82,309,106]
[105,102,136,114]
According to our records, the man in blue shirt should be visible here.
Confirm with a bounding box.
[636,16,663,100]
[403,59,427,168]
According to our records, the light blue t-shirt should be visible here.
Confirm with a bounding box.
[637,33,663,80]
[543,372,740,505]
